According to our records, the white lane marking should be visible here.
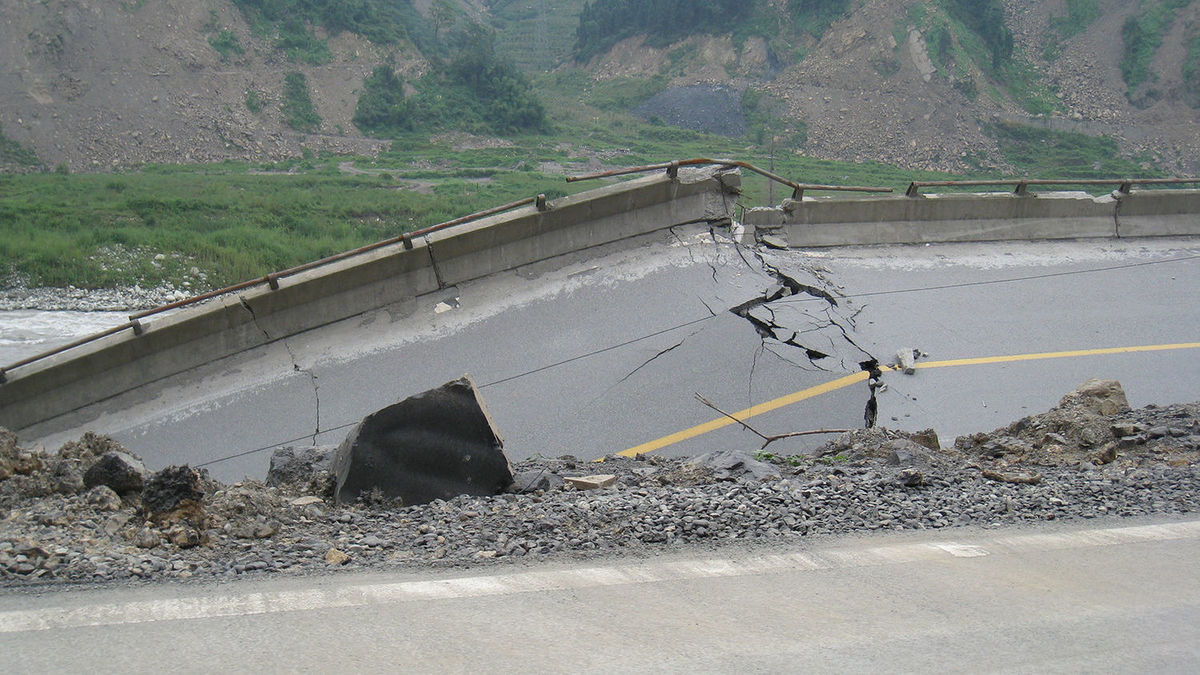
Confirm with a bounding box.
[2,519,1198,634]
[931,543,991,558]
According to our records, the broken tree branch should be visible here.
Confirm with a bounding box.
[694,393,851,449]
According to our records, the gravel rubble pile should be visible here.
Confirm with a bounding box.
[2,381,1197,588]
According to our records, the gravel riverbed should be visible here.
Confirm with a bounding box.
[0,283,190,312]
[2,382,1197,588]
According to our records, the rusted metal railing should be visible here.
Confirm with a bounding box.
[568,158,894,200]
[1,195,549,382]
[905,177,1200,197]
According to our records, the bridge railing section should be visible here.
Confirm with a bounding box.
[905,177,1200,197]
[568,158,894,200]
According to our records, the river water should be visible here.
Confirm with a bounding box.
[0,310,130,367]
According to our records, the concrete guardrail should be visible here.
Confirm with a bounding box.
[745,189,1200,246]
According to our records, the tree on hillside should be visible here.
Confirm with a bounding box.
[353,65,414,135]
[431,0,455,43]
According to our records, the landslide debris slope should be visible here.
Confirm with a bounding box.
[2,380,1197,588]
[2,0,1199,174]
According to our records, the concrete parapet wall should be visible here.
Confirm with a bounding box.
[759,192,1117,246]
[0,169,739,433]
[1118,189,1200,237]
[748,189,1200,247]
[428,171,734,286]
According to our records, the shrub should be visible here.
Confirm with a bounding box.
[245,89,263,114]
[281,72,321,133]
[208,29,244,61]
[353,66,414,136]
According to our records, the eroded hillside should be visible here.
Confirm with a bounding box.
[1,0,1198,174]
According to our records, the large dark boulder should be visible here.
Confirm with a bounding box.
[142,465,204,517]
[84,451,147,495]
[332,376,513,506]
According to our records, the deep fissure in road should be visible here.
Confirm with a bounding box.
[728,246,882,429]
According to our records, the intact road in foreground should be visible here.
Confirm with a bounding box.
[2,515,1198,672]
[26,232,1200,481]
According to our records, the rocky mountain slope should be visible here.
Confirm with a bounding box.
[1,0,1198,174]
[0,0,400,170]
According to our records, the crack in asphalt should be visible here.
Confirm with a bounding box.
[239,297,322,444]
[613,337,690,388]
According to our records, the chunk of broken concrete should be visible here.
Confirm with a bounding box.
[686,450,781,482]
[267,446,335,488]
[1059,379,1130,416]
[509,469,565,493]
[564,474,617,490]
[84,451,146,495]
[332,376,513,506]
[759,233,790,250]
[895,348,918,375]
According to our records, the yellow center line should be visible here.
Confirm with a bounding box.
[617,341,1200,458]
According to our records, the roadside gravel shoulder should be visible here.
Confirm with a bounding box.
[2,383,1197,590]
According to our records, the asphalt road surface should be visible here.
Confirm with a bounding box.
[23,231,1200,482]
[3,515,1198,672]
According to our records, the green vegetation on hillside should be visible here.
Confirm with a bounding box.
[788,0,851,40]
[574,0,752,60]
[905,1,1055,114]
[232,0,433,49]
[1184,31,1200,106]
[354,30,548,137]
[244,89,264,114]
[1120,0,1192,105]
[489,0,589,72]
[0,124,41,170]
[988,122,1164,178]
[573,0,852,63]
[208,29,245,62]
[353,65,414,135]
[942,0,1013,68]
[282,72,321,132]
[1043,0,1101,59]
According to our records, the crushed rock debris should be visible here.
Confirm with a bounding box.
[2,382,1198,588]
